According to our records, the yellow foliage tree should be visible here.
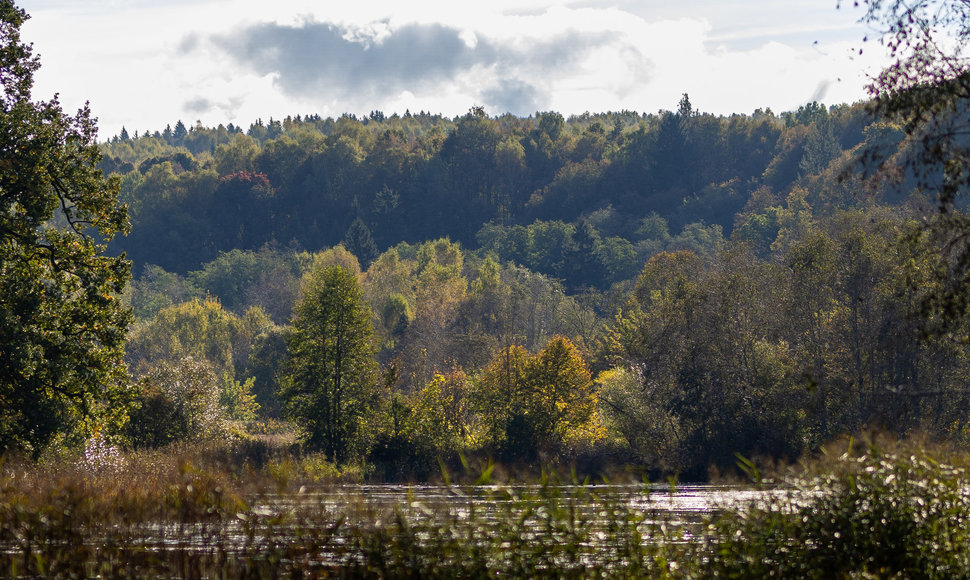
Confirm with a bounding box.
[407,367,472,453]
[475,336,600,458]
[126,297,248,376]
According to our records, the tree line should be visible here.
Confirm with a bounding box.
[122,204,970,478]
[102,94,874,291]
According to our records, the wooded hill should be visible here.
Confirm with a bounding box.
[104,98,887,286]
[103,97,966,479]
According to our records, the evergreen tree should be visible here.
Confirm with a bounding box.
[172,119,188,144]
[344,217,379,268]
[799,117,841,176]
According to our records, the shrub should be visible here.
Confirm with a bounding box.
[126,358,226,448]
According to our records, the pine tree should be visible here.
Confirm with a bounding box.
[172,119,188,144]
[343,217,379,268]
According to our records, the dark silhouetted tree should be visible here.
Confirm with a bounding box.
[344,218,379,268]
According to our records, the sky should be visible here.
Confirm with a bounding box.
[16,0,890,139]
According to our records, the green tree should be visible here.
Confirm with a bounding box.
[799,116,842,176]
[128,264,201,321]
[219,373,259,423]
[282,265,379,461]
[0,2,132,454]
[407,367,472,455]
[213,133,258,176]
[475,344,532,452]
[126,298,249,377]
[243,325,289,418]
[343,217,379,268]
[310,244,362,278]
[126,357,225,448]
[362,247,416,352]
[171,120,188,145]
[602,249,809,476]
[189,246,302,319]
[401,238,468,387]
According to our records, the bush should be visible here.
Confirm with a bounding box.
[126,358,226,448]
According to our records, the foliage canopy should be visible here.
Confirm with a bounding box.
[0,1,131,454]
[853,0,970,330]
[282,265,379,461]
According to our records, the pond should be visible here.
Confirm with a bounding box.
[272,482,767,524]
[224,483,780,570]
[244,482,777,544]
[0,482,782,576]
[142,483,770,553]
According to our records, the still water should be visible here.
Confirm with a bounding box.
[257,483,774,530]
[111,483,781,570]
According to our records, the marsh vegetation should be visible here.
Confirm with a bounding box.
[0,435,967,578]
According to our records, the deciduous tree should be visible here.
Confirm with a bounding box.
[126,357,226,448]
[475,337,598,459]
[0,1,132,453]
[282,265,379,461]
[852,0,970,331]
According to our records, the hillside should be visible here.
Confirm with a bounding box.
[103,99,888,286]
[96,97,970,479]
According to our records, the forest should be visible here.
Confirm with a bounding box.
[83,91,967,480]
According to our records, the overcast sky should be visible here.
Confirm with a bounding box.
[16,0,888,138]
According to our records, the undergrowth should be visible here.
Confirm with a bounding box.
[0,434,968,578]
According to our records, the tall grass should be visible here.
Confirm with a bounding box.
[1,434,969,578]
[700,435,970,579]
[0,441,681,578]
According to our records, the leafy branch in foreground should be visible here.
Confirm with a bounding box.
[850,0,970,333]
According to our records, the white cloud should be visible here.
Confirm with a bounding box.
[15,0,889,137]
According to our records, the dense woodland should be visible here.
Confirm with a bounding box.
[96,96,970,479]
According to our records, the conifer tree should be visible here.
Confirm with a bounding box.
[343,217,379,268]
